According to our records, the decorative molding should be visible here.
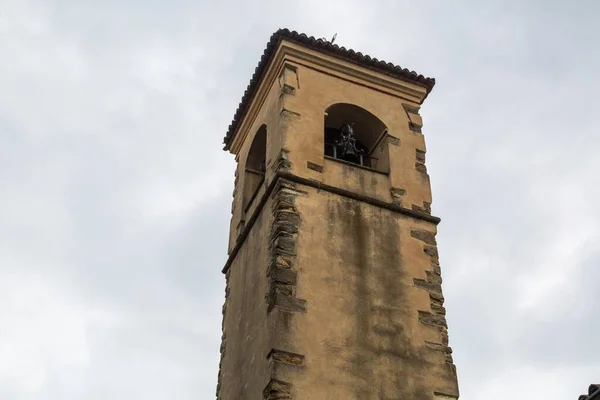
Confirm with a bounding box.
[282,43,425,103]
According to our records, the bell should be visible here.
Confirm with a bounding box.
[340,142,358,157]
[337,123,362,162]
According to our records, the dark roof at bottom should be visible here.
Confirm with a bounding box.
[223,28,436,150]
[579,384,600,400]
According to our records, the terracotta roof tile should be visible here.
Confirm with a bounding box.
[579,384,600,400]
[223,28,436,150]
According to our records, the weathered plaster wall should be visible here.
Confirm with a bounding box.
[217,201,272,399]
[287,186,459,399]
[220,177,459,400]
[218,38,459,400]
[228,65,288,254]
[279,52,434,214]
[219,177,309,400]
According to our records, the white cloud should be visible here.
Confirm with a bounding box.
[0,271,117,395]
[475,365,595,400]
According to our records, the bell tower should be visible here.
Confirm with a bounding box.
[216,29,460,400]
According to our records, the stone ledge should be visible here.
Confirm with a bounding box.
[409,122,422,133]
[425,341,454,364]
[418,310,447,328]
[222,171,441,274]
[267,291,307,313]
[267,349,305,366]
[263,379,292,400]
[279,171,440,223]
[410,229,437,245]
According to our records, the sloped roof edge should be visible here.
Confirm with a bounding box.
[223,28,436,151]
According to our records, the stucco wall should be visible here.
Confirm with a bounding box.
[280,53,433,215]
[218,199,273,399]
[219,177,458,399]
[228,69,286,254]
[288,185,458,398]
[218,38,459,400]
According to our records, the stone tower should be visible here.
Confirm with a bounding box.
[216,29,459,400]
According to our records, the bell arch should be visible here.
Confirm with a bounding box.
[323,103,389,172]
[242,124,267,211]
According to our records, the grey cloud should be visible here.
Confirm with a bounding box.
[1,0,599,399]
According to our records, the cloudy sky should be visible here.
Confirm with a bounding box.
[1,0,599,398]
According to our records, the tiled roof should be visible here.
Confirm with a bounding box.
[579,384,600,400]
[223,28,436,150]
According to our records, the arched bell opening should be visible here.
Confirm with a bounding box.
[323,103,389,172]
[242,124,267,211]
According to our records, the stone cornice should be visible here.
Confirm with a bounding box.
[222,171,440,274]
[282,42,427,103]
[225,29,434,153]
